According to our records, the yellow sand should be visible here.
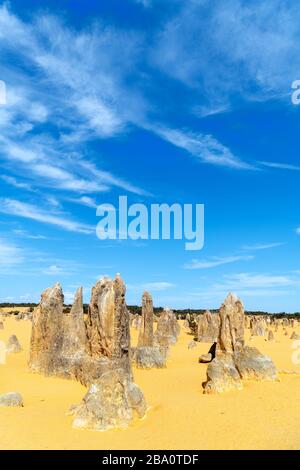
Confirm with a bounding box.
[0,317,300,450]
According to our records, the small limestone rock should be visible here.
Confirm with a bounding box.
[0,392,23,407]
[133,346,166,369]
[6,335,22,353]
[290,332,300,340]
[71,369,147,431]
[234,346,278,381]
[203,354,243,394]
[0,321,4,329]
[188,341,197,349]
[199,353,212,363]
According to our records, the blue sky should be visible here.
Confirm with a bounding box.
[0,0,300,312]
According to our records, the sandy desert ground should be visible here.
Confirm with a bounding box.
[0,315,300,450]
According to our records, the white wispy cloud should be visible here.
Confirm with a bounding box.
[0,198,93,234]
[141,282,175,291]
[151,126,253,169]
[184,255,254,270]
[187,271,300,308]
[0,4,147,200]
[42,265,69,276]
[12,229,47,240]
[66,196,98,209]
[217,272,296,289]
[259,161,300,171]
[242,242,285,251]
[127,281,175,292]
[1,174,34,191]
[152,0,300,107]
[0,238,24,266]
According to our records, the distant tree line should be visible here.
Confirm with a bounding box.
[1,303,299,319]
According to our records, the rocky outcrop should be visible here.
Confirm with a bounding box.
[133,292,166,369]
[251,318,267,337]
[6,335,22,353]
[154,308,180,349]
[29,275,147,430]
[137,292,154,348]
[197,310,220,343]
[203,354,243,393]
[133,346,166,369]
[216,293,244,355]
[267,330,275,342]
[85,274,132,379]
[29,276,132,383]
[234,346,277,381]
[70,369,147,431]
[0,392,23,407]
[203,293,278,394]
[29,283,65,374]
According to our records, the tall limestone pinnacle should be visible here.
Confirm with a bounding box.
[138,291,154,348]
[61,286,87,358]
[216,292,245,355]
[29,282,65,375]
[86,274,131,369]
[197,310,220,343]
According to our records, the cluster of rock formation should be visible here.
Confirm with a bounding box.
[6,335,22,353]
[197,310,220,343]
[132,292,166,369]
[29,274,147,430]
[154,307,180,350]
[202,293,278,394]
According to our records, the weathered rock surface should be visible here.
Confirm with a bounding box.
[251,318,267,337]
[29,276,133,385]
[199,353,212,363]
[137,292,154,348]
[29,283,65,374]
[0,392,23,407]
[267,330,275,342]
[216,293,244,355]
[71,369,147,431]
[86,274,132,379]
[197,310,220,343]
[203,354,243,394]
[6,335,22,353]
[154,308,180,349]
[203,293,278,394]
[134,292,166,369]
[133,346,166,369]
[234,346,278,381]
